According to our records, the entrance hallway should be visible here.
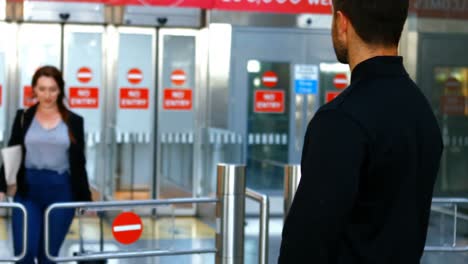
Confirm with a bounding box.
[1,209,467,263]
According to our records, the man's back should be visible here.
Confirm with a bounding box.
[279,56,443,263]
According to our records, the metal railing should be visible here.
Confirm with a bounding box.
[43,164,270,263]
[0,202,28,262]
[246,188,269,264]
[424,198,468,252]
[282,164,468,253]
[215,164,246,264]
[283,164,301,221]
[45,198,219,262]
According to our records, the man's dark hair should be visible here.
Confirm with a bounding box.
[332,0,409,46]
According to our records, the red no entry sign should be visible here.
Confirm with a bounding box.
[171,69,186,86]
[326,91,341,103]
[262,71,278,88]
[128,68,143,85]
[112,212,143,245]
[23,86,37,107]
[77,67,92,84]
[445,77,461,92]
[333,73,348,89]
[254,90,284,113]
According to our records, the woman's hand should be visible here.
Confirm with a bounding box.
[0,192,5,201]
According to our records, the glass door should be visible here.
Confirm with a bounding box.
[432,67,468,196]
[157,29,199,214]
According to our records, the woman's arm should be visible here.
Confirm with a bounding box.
[0,110,24,193]
[75,116,92,201]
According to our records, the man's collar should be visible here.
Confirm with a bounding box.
[351,56,407,84]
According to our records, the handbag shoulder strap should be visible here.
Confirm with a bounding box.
[19,108,28,129]
[20,110,24,129]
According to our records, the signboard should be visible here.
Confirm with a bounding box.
[262,71,278,88]
[163,88,193,110]
[326,91,340,103]
[77,67,92,84]
[333,73,348,89]
[440,95,465,115]
[409,0,468,19]
[254,90,285,113]
[171,69,187,86]
[445,77,462,92]
[127,68,143,85]
[69,87,99,108]
[120,88,149,109]
[294,64,318,94]
[440,76,465,115]
[112,212,143,245]
[23,86,37,107]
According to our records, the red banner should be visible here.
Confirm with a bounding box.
[13,0,214,8]
[109,0,213,8]
[409,0,468,19]
[215,0,332,14]
[17,0,333,14]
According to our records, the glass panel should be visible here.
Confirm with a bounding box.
[246,61,290,191]
[319,63,350,105]
[158,33,196,208]
[64,26,104,190]
[19,24,61,108]
[113,30,156,201]
[62,205,175,260]
[432,67,468,196]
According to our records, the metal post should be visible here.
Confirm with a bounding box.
[453,204,458,247]
[284,165,301,221]
[246,188,269,264]
[216,164,246,264]
[0,202,27,262]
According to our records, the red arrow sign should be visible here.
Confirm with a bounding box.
[128,68,143,85]
[262,71,278,88]
[112,212,143,245]
[77,67,92,84]
[333,73,348,89]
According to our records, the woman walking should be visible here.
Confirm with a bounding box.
[0,65,92,263]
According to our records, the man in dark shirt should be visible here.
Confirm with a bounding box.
[279,0,443,263]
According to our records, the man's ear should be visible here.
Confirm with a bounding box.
[335,10,349,41]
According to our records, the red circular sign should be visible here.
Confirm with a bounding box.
[77,67,92,84]
[128,68,143,85]
[112,212,143,245]
[333,73,348,89]
[445,77,461,92]
[171,69,186,86]
[262,71,278,88]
